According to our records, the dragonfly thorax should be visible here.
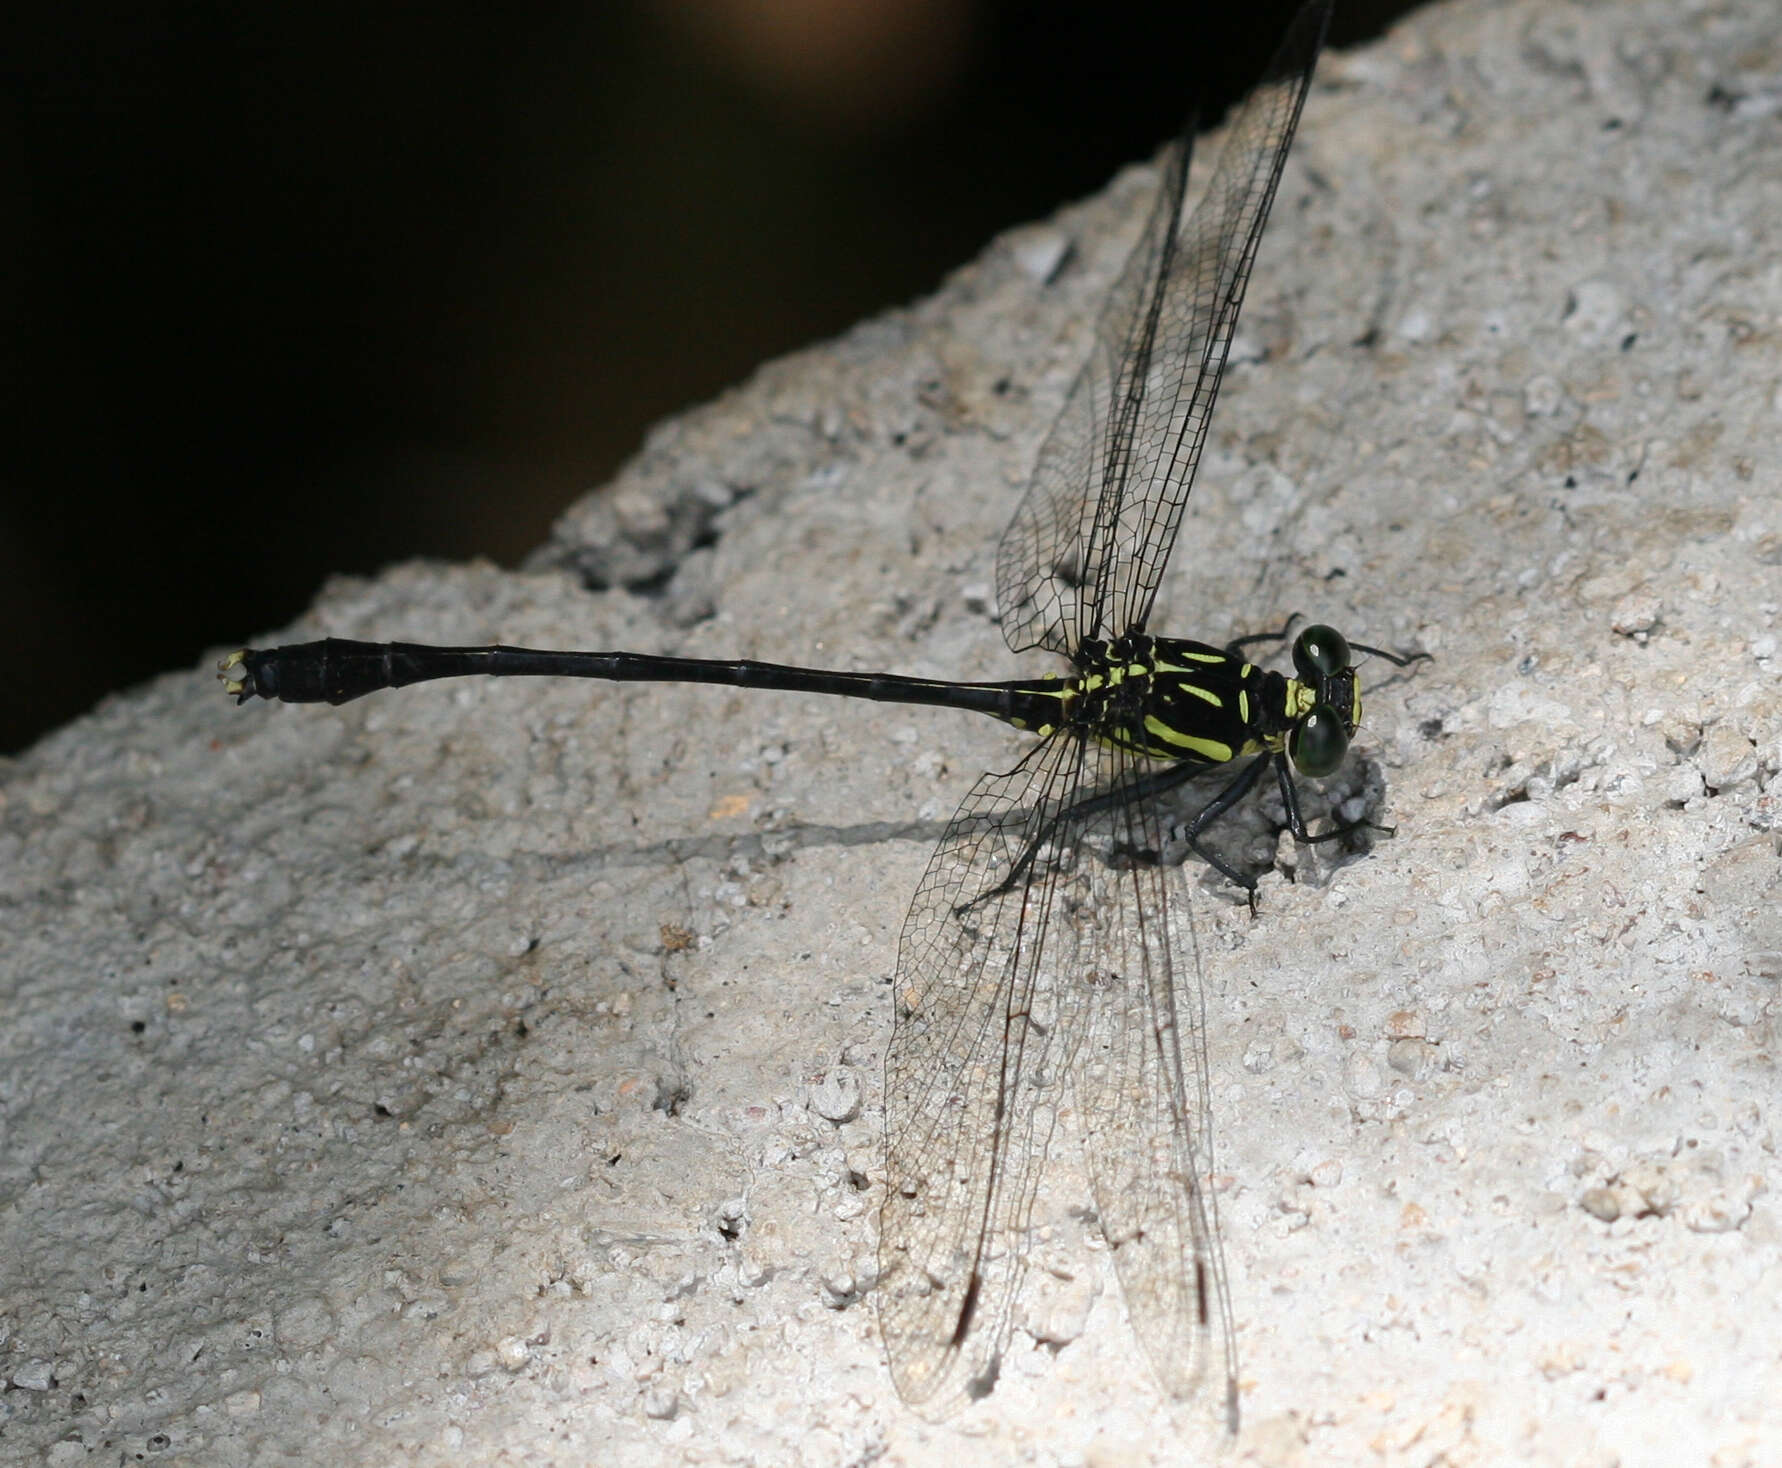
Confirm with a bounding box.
[1061,626,1364,775]
[1060,633,1270,768]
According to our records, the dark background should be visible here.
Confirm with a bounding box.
[5,0,1424,754]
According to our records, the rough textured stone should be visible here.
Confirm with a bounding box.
[3,2,1778,1463]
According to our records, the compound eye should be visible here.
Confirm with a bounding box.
[1288,704,1349,777]
[1292,624,1351,681]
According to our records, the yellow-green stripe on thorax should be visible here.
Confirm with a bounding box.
[990,632,1354,770]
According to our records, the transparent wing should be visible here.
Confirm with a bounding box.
[878,730,1096,1412]
[879,729,1240,1421]
[1067,744,1238,1427]
[995,122,1193,657]
[996,0,1330,656]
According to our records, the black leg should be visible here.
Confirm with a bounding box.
[1273,757,1396,847]
[956,737,1388,917]
[1178,752,1275,891]
[955,758,1217,913]
[1223,614,1302,658]
[1349,642,1432,670]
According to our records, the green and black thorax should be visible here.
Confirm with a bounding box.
[993,625,1365,780]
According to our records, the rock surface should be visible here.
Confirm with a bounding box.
[3,1,1779,1463]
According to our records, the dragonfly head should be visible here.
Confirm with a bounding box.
[1285,624,1361,777]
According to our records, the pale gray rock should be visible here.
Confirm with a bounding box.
[4,1,1779,1463]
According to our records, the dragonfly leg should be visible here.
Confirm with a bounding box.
[957,738,1370,917]
[1222,614,1302,657]
[953,755,1234,916]
[1349,642,1432,670]
[1177,751,1273,892]
[1272,755,1396,847]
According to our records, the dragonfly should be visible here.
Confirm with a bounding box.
[220,0,1417,1428]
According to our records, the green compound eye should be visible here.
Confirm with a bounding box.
[1292,624,1351,681]
[1288,704,1349,777]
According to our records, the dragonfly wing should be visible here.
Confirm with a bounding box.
[878,731,1095,1411]
[1095,0,1330,642]
[995,109,1195,658]
[997,0,1331,654]
[1066,744,1238,1425]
